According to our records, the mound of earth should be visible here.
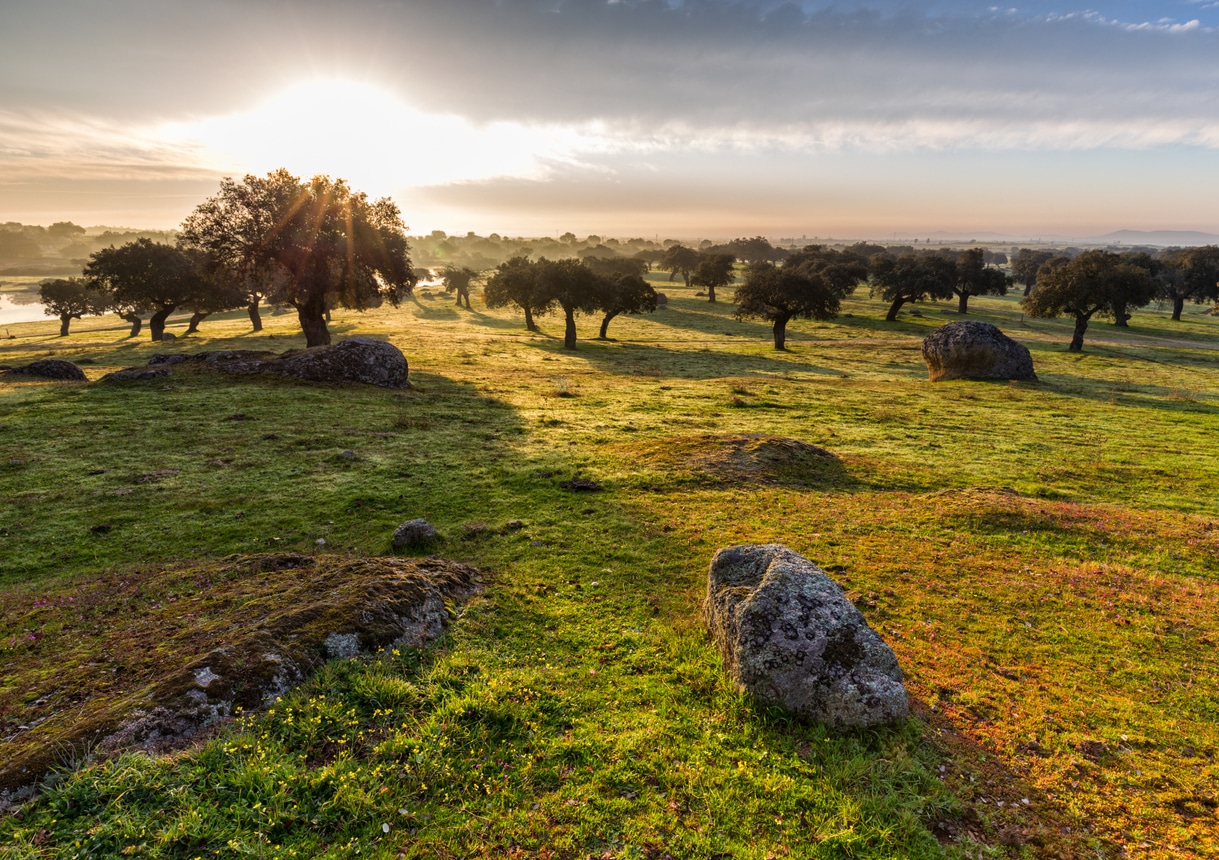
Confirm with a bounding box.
[0,553,480,800]
[104,337,410,388]
[631,433,848,487]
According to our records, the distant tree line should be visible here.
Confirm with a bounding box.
[26,179,1219,353]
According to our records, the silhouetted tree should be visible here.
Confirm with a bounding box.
[1011,249,1055,296]
[735,247,865,349]
[953,248,1010,314]
[180,170,416,347]
[1022,250,1155,351]
[534,258,608,349]
[869,251,956,321]
[1159,246,1219,320]
[442,266,479,309]
[38,277,110,336]
[485,256,550,332]
[84,239,205,341]
[658,244,702,286]
[689,253,736,303]
[598,274,657,338]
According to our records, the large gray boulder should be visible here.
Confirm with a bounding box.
[277,337,408,388]
[921,320,1036,382]
[704,544,907,728]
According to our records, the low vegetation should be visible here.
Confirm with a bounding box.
[0,275,1216,859]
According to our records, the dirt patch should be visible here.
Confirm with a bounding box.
[630,433,849,488]
[0,553,481,798]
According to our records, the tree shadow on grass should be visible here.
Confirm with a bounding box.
[526,337,844,380]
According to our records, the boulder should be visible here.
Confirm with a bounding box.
[392,518,440,551]
[277,337,408,388]
[101,366,172,382]
[921,321,1036,382]
[9,359,87,381]
[704,544,907,728]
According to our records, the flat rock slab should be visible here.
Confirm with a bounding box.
[0,553,480,799]
[921,320,1036,382]
[704,544,908,729]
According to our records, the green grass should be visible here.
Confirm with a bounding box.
[1,285,1217,858]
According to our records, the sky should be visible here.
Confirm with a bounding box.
[2,0,1218,239]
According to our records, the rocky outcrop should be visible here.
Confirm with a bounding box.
[7,359,87,381]
[108,337,410,388]
[704,544,907,728]
[921,321,1036,382]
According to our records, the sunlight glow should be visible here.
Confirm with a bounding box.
[157,79,601,195]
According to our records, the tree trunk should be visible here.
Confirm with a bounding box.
[248,300,263,332]
[324,308,332,323]
[599,311,619,339]
[1172,296,1185,321]
[957,292,970,314]
[149,306,175,341]
[772,316,789,351]
[1111,301,1129,327]
[122,313,142,338]
[707,284,716,303]
[563,306,577,349]
[1023,282,1032,297]
[524,306,537,332]
[186,311,209,334]
[885,299,906,322]
[59,314,72,337]
[682,272,691,287]
[1069,315,1089,351]
[297,300,331,347]
[667,271,676,282]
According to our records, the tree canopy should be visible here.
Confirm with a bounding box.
[38,277,110,337]
[597,273,657,339]
[484,256,549,332]
[689,253,736,303]
[1159,246,1219,321]
[952,248,1010,314]
[441,266,479,310]
[868,250,956,321]
[658,244,702,287]
[734,247,866,350]
[84,239,206,341]
[1012,248,1055,296]
[179,170,416,347]
[1022,250,1156,351]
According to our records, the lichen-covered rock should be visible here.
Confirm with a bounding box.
[704,544,907,728]
[277,337,408,388]
[9,359,87,381]
[392,518,440,551]
[921,320,1036,382]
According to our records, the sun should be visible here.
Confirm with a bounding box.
[161,77,585,196]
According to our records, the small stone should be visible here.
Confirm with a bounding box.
[503,520,525,531]
[315,538,326,546]
[193,666,221,688]
[391,518,439,551]
[338,450,356,460]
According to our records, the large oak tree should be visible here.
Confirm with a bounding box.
[84,239,206,341]
[38,277,111,337]
[734,247,865,350]
[1022,250,1155,351]
[869,250,956,321]
[180,170,416,347]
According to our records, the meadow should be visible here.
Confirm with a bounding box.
[0,276,1216,859]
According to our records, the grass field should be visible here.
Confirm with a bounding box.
[0,278,1216,858]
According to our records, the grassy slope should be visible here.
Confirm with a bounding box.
[0,282,1216,859]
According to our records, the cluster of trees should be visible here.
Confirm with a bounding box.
[39,170,416,347]
[2,221,177,272]
[484,256,657,348]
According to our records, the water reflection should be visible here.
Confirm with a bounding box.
[0,293,51,326]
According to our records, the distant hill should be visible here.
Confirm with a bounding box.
[1088,230,1219,247]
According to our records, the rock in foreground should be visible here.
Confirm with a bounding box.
[704,544,907,728]
[921,320,1036,382]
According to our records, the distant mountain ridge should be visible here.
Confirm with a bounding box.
[1088,230,1219,247]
